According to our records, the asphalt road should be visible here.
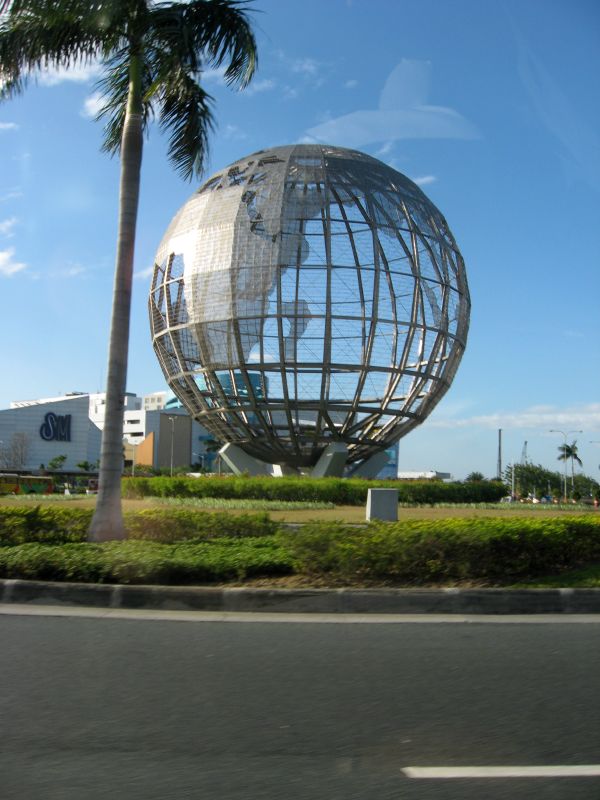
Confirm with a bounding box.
[1,610,599,800]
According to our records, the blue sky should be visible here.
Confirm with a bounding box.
[1,0,599,479]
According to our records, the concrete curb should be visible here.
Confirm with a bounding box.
[2,579,600,614]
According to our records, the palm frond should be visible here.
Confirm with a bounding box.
[154,0,257,88]
[0,69,24,99]
[0,0,122,94]
[157,66,214,180]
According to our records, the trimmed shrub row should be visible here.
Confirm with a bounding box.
[125,508,279,541]
[279,517,600,582]
[122,476,506,505]
[0,538,292,585]
[2,506,598,586]
[0,506,278,546]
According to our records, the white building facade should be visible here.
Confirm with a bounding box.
[0,394,103,472]
[0,391,213,473]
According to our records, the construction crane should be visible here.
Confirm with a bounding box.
[521,441,528,464]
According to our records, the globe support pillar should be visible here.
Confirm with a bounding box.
[219,441,350,478]
[349,451,391,479]
[309,443,348,478]
[219,443,271,477]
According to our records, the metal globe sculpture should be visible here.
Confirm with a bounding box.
[149,144,470,473]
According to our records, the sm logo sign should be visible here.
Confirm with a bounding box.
[40,413,72,442]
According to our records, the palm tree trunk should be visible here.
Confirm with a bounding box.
[88,54,143,542]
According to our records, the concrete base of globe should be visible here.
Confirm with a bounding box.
[218,442,390,480]
[366,488,399,521]
[348,450,390,479]
[309,443,349,477]
[218,443,272,476]
[218,442,351,478]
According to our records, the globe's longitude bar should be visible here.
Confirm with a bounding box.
[149,144,470,468]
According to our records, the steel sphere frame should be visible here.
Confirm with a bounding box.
[149,144,470,469]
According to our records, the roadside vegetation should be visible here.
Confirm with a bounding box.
[121,476,506,505]
[0,505,599,588]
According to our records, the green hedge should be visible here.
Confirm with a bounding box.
[125,508,278,541]
[279,516,600,582]
[0,506,93,545]
[0,506,278,546]
[122,476,506,505]
[0,538,292,584]
[2,506,599,586]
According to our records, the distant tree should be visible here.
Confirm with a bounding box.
[573,472,600,498]
[502,462,562,499]
[465,471,485,482]
[76,460,95,472]
[48,455,67,472]
[7,432,30,470]
[557,440,583,495]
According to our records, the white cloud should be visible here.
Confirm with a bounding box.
[412,175,437,186]
[0,247,27,277]
[0,189,23,203]
[201,66,227,84]
[38,61,102,87]
[81,92,104,119]
[134,266,154,280]
[291,58,320,76]
[344,79,358,89]
[283,86,299,100]
[0,216,18,236]
[0,122,19,131]
[376,141,393,156]
[305,59,479,148]
[52,264,86,278]
[296,135,317,145]
[428,402,600,432]
[245,78,276,96]
[223,124,247,140]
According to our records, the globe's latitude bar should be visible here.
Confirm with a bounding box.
[149,144,470,476]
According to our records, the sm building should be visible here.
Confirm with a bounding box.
[0,391,214,473]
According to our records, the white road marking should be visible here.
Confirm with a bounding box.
[1,604,600,624]
[403,765,600,779]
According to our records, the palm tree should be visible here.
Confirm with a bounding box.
[557,440,583,497]
[0,0,257,540]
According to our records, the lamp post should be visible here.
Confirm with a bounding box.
[590,442,600,505]
[550,429,583,503]
[131,442,137,478]
[168,416,176,478]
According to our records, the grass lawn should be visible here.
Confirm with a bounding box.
[0,493,597,523]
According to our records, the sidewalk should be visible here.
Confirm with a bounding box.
[2,578,600,614]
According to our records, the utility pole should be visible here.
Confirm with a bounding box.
[169,416,176,478]
[497,428,502,480]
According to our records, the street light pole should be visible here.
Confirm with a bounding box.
[168,416,176,478]
[549,429,583,503]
